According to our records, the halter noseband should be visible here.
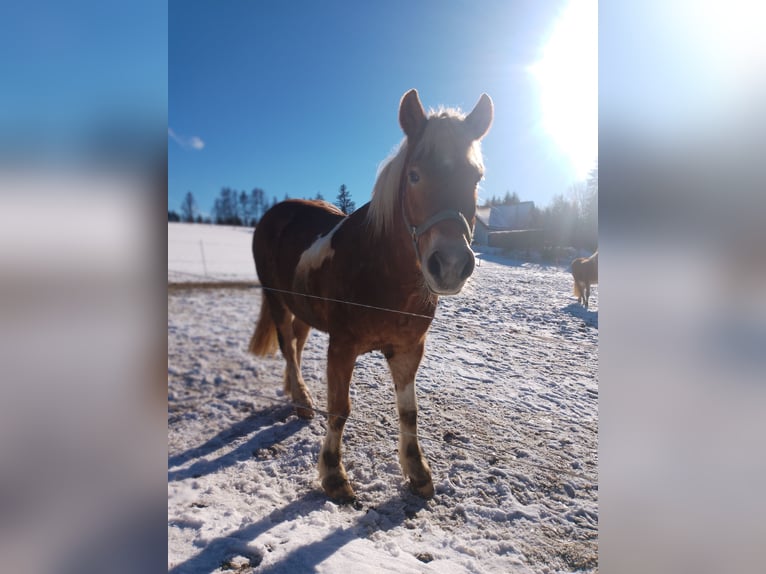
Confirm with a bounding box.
[401,193,474,262]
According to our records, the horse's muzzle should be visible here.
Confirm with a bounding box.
[423,244,475,295]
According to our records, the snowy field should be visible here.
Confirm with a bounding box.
[168,223,598,573]
[168,222,256,283]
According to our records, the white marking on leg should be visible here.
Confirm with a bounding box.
[396,384,417,417]
[396,383,420,473]
[319,427,343,478]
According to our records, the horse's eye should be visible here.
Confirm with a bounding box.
[408,170,420,184]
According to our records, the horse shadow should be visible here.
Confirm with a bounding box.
[169,491,428,574]
[168,405,308,482]
[563,302,598,329]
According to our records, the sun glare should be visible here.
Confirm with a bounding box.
[529,0,597,180]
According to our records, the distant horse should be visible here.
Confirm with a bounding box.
[572,251,598,308]
[249,89,493,501]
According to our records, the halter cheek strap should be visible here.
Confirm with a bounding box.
[402,200,474,262]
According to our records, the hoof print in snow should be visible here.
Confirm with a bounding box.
[416,552,435,563]
[220,551,263,571]
[347,498,364,511]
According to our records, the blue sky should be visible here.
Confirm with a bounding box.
[0,1,166,165]
[170,0,597,217]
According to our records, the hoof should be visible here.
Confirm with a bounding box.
[322,474,356,503]
[410,476,435,499]
[295,405,314,419]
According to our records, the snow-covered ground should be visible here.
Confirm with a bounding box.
[168,223,598,573]
[168,222,256,283]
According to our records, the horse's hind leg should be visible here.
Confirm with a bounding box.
[271,303,315,419]
[318,339,356,502]
[584,283,590,309]
[386,343,434,498]
[293,317,310,368]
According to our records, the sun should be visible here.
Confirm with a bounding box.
[529,0,597,180]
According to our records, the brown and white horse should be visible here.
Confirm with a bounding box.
[248,89,493,502]
[572,251,598,309]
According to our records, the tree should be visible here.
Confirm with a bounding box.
[335,184,355,214]
[502,190,520,205]
[482,191,520,207]
[168,210,180,222]
[180,191,197,222]
[581,164,598,250]
[250,188,266,224]
[540,194,578,247]
[239,190,251,226]
[212,187,241,225]
[314,191,324,201]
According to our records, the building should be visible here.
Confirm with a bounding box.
[473,202,536,245]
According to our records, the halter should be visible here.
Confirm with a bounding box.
[400,191,474,262]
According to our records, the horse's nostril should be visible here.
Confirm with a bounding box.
[427,252,442,278]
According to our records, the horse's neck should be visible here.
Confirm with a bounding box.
[349,204,436,312]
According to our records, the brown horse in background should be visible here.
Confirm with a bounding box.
[248,90,493,502]
[572,251,598,308]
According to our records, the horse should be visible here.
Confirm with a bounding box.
[248,89,493,502]
[572,251,598,308]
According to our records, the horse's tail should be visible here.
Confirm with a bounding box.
[571,258,581,298]
[248,295,279,356]
[573,279,582,299]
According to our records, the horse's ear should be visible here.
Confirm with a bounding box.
[465,93,493,140]
[399,89,427,139]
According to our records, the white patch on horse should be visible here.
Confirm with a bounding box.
[296,218,344,275]
[396,383,417,415]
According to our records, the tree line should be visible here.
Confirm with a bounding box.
[535,165,597,250]
[480,166,598,251]
[168,167,597,250]
[168,184,356,226]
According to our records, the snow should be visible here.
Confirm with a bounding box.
[168,223,598,572]
[168,222,256,283]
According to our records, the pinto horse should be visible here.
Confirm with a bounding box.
[248,89,493,501]
[572,251,598,308]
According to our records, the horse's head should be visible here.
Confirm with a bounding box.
[398,89,493,295]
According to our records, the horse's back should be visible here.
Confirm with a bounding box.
[253,200,345,289]
[571,253,597,283]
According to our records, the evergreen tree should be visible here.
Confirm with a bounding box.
[502,190,520,205]
[334,184,355,214]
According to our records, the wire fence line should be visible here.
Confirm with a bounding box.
[167,237,255,281]
[167,269,597,351]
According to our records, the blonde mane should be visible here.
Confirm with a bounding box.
[367,107,485,237]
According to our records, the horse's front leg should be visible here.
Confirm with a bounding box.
[318,339,357,502]
[387,342,434,498]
